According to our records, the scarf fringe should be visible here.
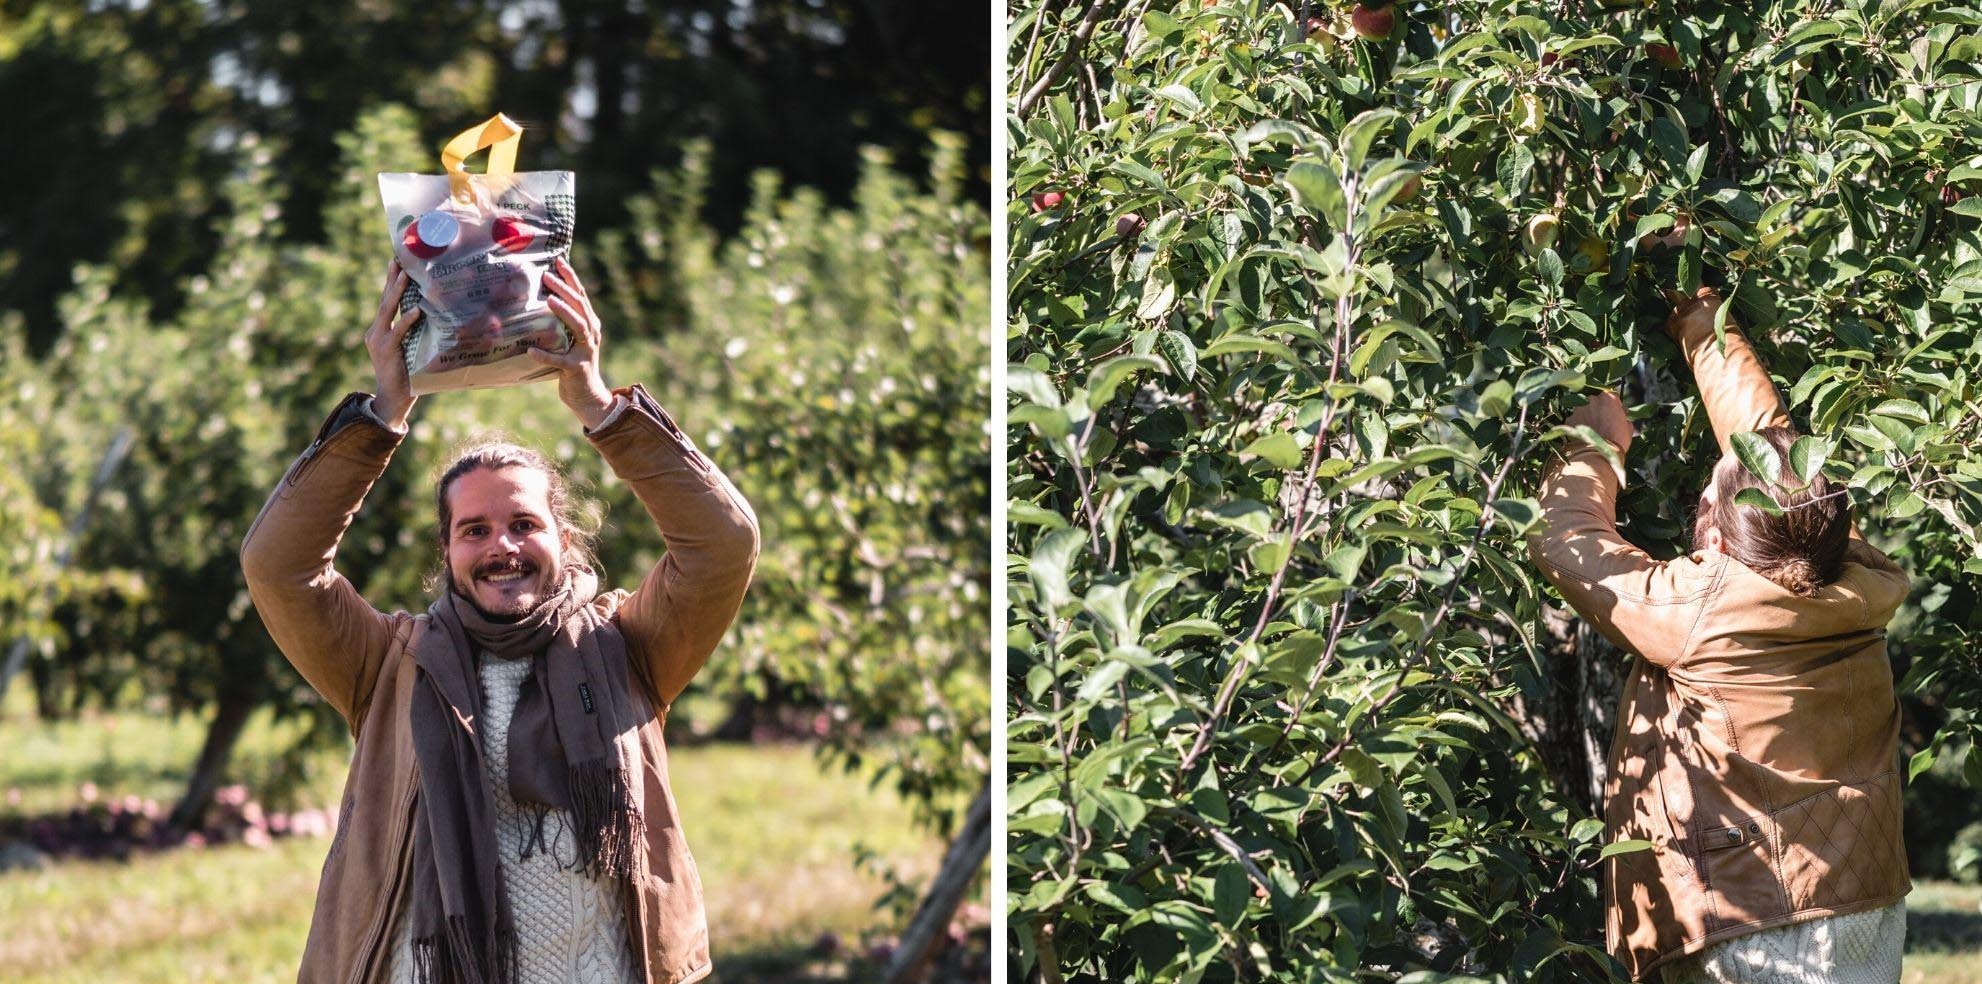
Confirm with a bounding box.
[568,757,645,880]
[412,917,517,984]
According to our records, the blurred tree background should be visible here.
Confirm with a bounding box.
[0,1,988,978]
[1,0,990,356]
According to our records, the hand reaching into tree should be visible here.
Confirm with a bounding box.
[1662,285,1725,346]
[1566,390,1634,459]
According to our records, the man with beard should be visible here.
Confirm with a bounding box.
[1527,288,1910,983]
[242,257,759,984]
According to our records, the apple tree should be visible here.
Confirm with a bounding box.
[1007,1,1982,980]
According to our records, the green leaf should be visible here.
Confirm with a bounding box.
[1157,330,1198,382]
[1488,498,1541,533]
[1092,787,1149,833]
[1732,487,1785,516]
[1086,355,1165,409]
[1204,499,1275,539]
[1213,863,1251,925]
[1286,160,1347,227]
[1536,247,1563,289]
[1154,83,1202,115]
[1910,746,1938,782]
[1008,365,1062,407]
[1599,839,1655,860]
[1871,399,1930,425]
[1202,335,1301,364]
[1241,431,1303,469]
[1027,528,1086,611]
[1787,435,1830,487]
[1730,431,1783,486]
[1086,880,1150,913]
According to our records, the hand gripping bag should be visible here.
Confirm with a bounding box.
[378,114,576,394]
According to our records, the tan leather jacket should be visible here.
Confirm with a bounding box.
[240,384,759,984]
[1527,318,1911,980]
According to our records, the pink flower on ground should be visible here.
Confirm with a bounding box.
[242,827,272,848]
[78,782,99,803]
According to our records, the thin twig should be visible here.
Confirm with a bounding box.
[1017,0,1115,120]
[1174,176,1364,785]
[1296,402,1534,785]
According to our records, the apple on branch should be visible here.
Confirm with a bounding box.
[1351,3,1397,41]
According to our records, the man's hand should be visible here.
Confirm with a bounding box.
[366,259,423,429]
[1565,390,1634,458]
[1662,285,1724,345]
[530,256,615,430]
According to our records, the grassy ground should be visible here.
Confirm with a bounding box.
[0,695,940,983]
[1906,880,1982,984]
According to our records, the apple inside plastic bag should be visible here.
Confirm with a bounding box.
[377,169,577,395]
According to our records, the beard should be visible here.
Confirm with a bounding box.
[450,555,563,623]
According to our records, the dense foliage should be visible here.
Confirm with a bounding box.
[1006,1,1982,979]
[3,104,989,852]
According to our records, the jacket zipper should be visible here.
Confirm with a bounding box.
[352,772,420,984]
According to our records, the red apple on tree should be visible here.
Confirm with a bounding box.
[1647,43,1683,69]
[1116,213,1147,239]
[1032,191,1065,212]
[1351,3,1397,41]
[1395,172,1422,203]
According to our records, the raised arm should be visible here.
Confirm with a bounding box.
[240,394,407,727]
[1526,392,1709,667]
[240,261,422,728]
[1665,287,1791,452]
[530,258,760,706]
[589,387,760,706]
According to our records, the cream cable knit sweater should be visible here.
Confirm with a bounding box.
[1657,901,1906,984]
[387,652,641,984]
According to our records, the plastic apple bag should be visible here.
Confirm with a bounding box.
[377,115,578,395]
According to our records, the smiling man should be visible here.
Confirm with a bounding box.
[241,257,759,984]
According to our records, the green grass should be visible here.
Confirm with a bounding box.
[0,696,940,983]
[1906,880,1982,984]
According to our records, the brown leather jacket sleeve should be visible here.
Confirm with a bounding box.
[239,393,405,729]
[1673,298,1882,545]
[588,384,760,708]
[1671,300,1791,452]
[1528,445,1716,667]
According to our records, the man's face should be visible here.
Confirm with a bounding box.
[444,466,565,620]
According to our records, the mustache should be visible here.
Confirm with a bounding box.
[475,557,538,578]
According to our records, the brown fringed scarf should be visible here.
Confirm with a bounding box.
[408,567,646,984]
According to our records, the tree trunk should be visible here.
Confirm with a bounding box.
[167,692,255,833]
[884,779,991,984]
[1508,608,1627,819]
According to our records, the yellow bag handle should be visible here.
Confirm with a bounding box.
[441,114,523,202]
